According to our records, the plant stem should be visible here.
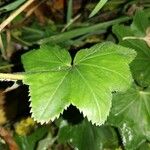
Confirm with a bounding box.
[62,14,81,32]
[123,36,144,40]
[0,73,24,81]
[67,0,73,23]
[38,16,132,44]
[0,34,6,58]
[0,64,14,70]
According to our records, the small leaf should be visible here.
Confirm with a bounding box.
[22,42,136,125]
[89,0,108,18]
[113,10,150,86]
[108,85,150,149]
[58,119,119,150]
[131,11,150,36]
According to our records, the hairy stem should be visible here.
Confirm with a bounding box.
[0,73,24,81]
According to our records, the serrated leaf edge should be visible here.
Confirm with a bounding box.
[29,95,71,124]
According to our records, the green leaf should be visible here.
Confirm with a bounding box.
[108,85,150,149]
[113,11,150,86]
[0,0,25,13]
[22,42,136,125]
[14,126,48,150]
[58,119,119,150]
[131,11,150,36]
[89,0,108,18]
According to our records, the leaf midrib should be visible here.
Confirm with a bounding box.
[37,70,70,120]
[75,66,102,121]
[76,52,121,64]
[79,63,129,84]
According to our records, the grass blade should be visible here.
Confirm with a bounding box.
[89,0,108,18]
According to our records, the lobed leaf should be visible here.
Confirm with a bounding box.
[108,85,150,149]
[22,42,136,125]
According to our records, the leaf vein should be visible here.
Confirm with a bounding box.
[38,71,70,120]
[80,63,128,84]
[75,67,102,121]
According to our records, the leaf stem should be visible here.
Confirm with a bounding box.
[67,0,73,23]
[0,73,24,81]
[62,14,81,32]
[0,64,14,70]
[123,36,144,40]
[0,34,6,58]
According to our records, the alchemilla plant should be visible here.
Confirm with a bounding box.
[0,0,150,148]
[21,10,150,149]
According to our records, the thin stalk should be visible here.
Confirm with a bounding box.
[0,34,6,58]
[0,64,14,70]
[0,73,24,81]
[12,32,31,46]
[38,16,132,44]
[123,36,144,40]
[67,0,73,23]
[62,14,81,32]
